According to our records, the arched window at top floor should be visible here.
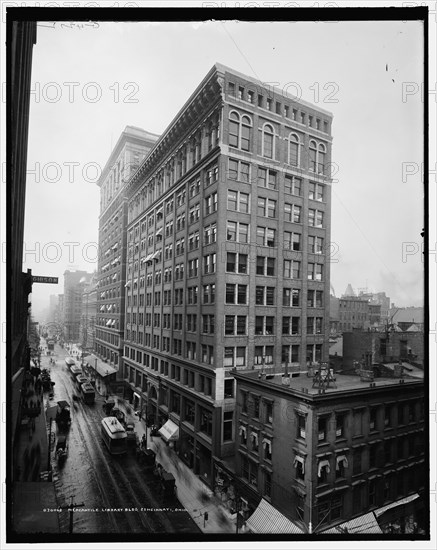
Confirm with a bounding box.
[288,132,301,167]
[261,123,275,159]
[229,110,252,152]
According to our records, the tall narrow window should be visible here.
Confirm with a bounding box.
[288,133,300,166]
[262,124,274,159]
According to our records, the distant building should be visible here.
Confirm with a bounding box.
[388,306,424,332]
[343,330,424,371]
[368,303,382,327]
[94,126,159,392]
[56,294,64,331]
[79,272,98,351]
[371,292,390,321]
[231,366,425,534]
[63,270,94,342]
[330,295,340,334]
[338,296,370,332]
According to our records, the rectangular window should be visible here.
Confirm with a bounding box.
[226,283,247,305]
[284,203,302,223]
[256,256,275,276]
[256,226,276,247]
[369,407,377,431]
[284,231,301,251]
[258,167,277,189]
[226,252,248,274]
[203,223,217,245]
[223,411,233,442]
[283,259,301,279]
[284,175,302,196]
[309,235,324,254]
[309,182,325,201]
[203,283,215,304]
[204,192,218,215]
[297,414,306,440]
[224,347,246,367]
[226,221,249,243]
[227,190,250,213]
[257,197,277,218]
[336,413,346,438]
[309,209,324,227]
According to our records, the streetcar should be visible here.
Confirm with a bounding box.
[65,357,75,369]
[75,374,88,388]
[101,417,127,454]
[70,364,83,379]
[80,382,95,405]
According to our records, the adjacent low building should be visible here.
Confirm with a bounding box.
[230,365,425,535]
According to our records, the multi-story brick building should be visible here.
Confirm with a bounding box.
[122,63,333,486]
[94,126,159,384]
[63,270,93,342]
[232,367,425,534]
[342,329,424,371]
[338,296,370,332]
[79,272,98,351]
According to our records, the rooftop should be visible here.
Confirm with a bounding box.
[233,367,423,397]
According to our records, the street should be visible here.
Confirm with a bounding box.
[46,344,200,534]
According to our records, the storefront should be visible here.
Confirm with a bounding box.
[83,354,117,397]
[374,493,423,534]
[212,460,258,527]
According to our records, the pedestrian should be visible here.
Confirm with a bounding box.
[141,434,146,449]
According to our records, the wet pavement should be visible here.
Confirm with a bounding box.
[46,344,201,535]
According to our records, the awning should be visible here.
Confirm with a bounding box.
[321,512,383,534]
[336,455,348,469]
[156,227,163,236]
[318,459,330,477]
[245,498,304,534]
[111,319,116,326]
[152,250,161,260]
[112,274,117,281]
[106,320,112,326]
[158,419,179,442]
[293,455,305,474]
[239,425,247,437]
[373,493,420,517]
[144,253,153,263]
[85,354,117,378]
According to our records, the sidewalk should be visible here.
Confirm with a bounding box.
[12,351,60,534]
[131,416,236,534]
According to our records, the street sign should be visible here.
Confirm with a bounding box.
[32,276,59,284]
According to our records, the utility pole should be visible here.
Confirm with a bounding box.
[61,495,84,535]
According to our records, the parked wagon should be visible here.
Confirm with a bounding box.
[55,435,68,464]
[55,400,71,431]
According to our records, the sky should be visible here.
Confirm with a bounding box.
[20,16,427,316]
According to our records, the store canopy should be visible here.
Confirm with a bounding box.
[245,498,304,534]
[321,512,383,534]
[158,419,179,442]
[85,354,117,378]
[373,493,420,517]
